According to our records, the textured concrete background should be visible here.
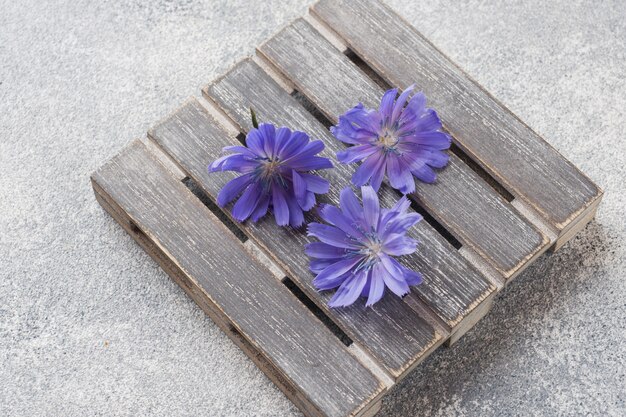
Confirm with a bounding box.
[1,0,624,416]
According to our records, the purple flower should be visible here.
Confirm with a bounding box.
[209,123,333,227]
[306,186,423,308]
[331,85,451,194]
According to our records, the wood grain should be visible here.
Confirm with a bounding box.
[204,59,495,331]
[311,0,602,235]
[148,98,442,379]
[258,18,548,279]
[91,140,385,417]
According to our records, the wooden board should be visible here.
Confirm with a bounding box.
[148,98,443,379]
[90,2,603,415]
[257,18,549,280]
[91,140,385,417]
[203,59,495,332]
[311,0,603,239]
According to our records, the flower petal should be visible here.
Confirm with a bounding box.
[415,108,443,132]
[292,169,307,206]
[382,212,422,238]
[216,173,254,207]
[299,191,316,211]
[218,154,258,173]
[274,126,292,155]
[404,131,451,150]
[330,118,371,145]
[336,144,378,164]
[400,264,423,286]
[279,130,310,159]
[382,235,418,256]
[379,256,410,297]
[340,187,362,221]
[309,258,339,274]
[250,193,270,222]
[319,204,364,239]
[209,153,239,172]
[342,103,381,133]
[361,185,380,231]
[245,129,266,157]
[313,257,362,290]
[369,154,387,192]
[423,150,450,168]
[271,184,290,226]
[400,92,426,125]
[412,164,437,183]
[300,173,329,194]
[367,265,386,307]
[288,156,333,171]
[387,155,415,194]
[258,123,276,157]
[305,242,349,259]
[285,193,305,228]
[351,152,383,187]
[328,270,368,308]
[232,182,263,222]
[283,140,325,165]
[390,84,415,124]
[222,145,257,158]
[307,223,359,249]
[379,88,398,120]
[315,271,350,291]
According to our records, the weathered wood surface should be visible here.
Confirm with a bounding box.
[258,18,549,279]
[91,140,384,417]
[204,59,495,331]
[311,0,603,236]
[89,4,606,415]
[148,98,442,379]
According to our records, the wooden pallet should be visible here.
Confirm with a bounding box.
[91,1,603,416]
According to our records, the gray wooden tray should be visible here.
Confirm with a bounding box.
[91,1,603,416]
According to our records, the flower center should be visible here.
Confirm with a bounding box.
[260,159,280,180]
[255,158,285,188]
[354,233,384,272]
[365,240,383,256]
[376,129,399,151]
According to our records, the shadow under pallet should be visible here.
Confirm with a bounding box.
[91,1,602,416]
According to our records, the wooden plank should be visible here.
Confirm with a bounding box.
[203,59,496,334]
[148,98,442,379]
[311,0,603,238]
[258,18,549,279]
[91,140,384,417]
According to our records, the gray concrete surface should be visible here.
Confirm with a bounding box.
[1,0,624,415]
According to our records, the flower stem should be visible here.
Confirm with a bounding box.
[250,107,259,129]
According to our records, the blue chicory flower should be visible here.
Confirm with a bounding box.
[331,85,451,194]
[306,185,423,307]
[209,123,333,227]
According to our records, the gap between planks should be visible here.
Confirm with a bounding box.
[91,5,602,415]
[92,180,335,417]
[308,2,601,250]
[257,43,506,295]
[93,143,389,417]
[200,60,495,345]
[143,136,398,390]
[269,11,592,283]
